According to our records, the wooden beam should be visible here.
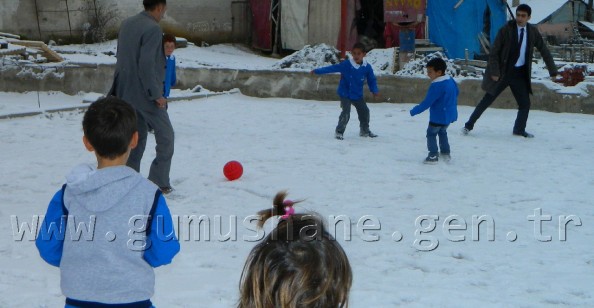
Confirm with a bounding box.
[7,39,64,62]
[0,32,21,39]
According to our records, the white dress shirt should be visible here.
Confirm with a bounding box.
[515,26,527,67]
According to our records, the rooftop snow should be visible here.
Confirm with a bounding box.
[507,0,569,24]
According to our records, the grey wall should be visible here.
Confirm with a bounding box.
[1,63,593,114]
[0,0,237,43]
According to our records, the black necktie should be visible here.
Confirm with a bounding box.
[516,28,524,63]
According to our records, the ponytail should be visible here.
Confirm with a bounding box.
[256,191,302,228]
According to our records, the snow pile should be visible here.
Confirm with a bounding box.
[273,44,340,70]
[51,40,118,55]
[15,66,65,80]
[365,48,395,73]
[0,42,26,56]
[395,52,482,79]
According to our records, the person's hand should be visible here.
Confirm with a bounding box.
[156,97,167,109]
[310,70,315,75]
[373,92,381,100]
[491,75,499,82]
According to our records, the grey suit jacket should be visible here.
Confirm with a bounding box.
[109,11,165,110]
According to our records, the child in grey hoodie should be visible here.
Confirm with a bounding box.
[36,96,180,308]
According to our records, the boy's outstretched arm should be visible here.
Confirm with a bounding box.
[143,195,180,267]
[36,188,68,267]
[410,83,440,116]
[312,61,345,75]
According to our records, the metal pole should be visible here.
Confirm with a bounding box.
[65,0,73,37]
[33,0,43,40]
[340,0,347,58]
[502,0,514,20]
[272,0,280,56]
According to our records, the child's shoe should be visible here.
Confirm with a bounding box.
[335,132,344,140]
[159,186,174,194]
[440,153,451,162]
[461,127,470,135]
[360,130,378,138]
[423,155,438,164]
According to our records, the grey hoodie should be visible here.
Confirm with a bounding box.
[60,164,159,303]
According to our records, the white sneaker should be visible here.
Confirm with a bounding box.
[461,127,470,135]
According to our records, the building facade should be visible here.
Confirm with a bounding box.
[0,0,242,44]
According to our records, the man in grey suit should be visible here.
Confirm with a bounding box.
[109,0,174,193]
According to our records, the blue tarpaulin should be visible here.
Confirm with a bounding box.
[427,0,508,59]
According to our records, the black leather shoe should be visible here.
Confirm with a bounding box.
[513,131,534,138]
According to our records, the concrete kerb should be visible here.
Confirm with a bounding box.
[0,89,241,120]
[1,63,593,115]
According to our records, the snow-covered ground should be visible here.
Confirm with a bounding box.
[1,91,593,307]
[1,35,593,306]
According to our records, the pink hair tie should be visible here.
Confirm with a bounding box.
[281,200,295,219]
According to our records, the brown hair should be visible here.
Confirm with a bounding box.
[238,191,352,308]
[163,33,176,45]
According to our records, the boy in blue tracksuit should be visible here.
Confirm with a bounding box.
[410,58,459,164]
[36,97,180,307]
[147,33,176,135]
[163,33,176,99]
[311,42,380,140]
[147,34,177,134]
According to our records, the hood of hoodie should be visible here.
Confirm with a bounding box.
[64,164,149,212]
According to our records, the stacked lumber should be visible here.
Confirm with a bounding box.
[0,32,63,62]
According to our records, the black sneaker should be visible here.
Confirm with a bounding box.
[423,155,438,164]
[159,186,174,194]
[513,131,534,138]
[360,131,378,138]
[335,132,344,140]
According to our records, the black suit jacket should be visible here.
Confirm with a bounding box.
[482,20,557,95]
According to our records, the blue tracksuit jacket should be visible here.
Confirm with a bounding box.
[410,75,459,125]
[313,58,379,100]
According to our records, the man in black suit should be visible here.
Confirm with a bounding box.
[463,4,557,138]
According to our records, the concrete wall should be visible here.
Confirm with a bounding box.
[1,63,593,114]
[0,0,237,43]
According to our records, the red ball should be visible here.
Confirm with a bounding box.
[223,161,243,181]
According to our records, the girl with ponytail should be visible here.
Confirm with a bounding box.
[238,191,352,308]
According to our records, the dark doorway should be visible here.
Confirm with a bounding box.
[357,0,385,49]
